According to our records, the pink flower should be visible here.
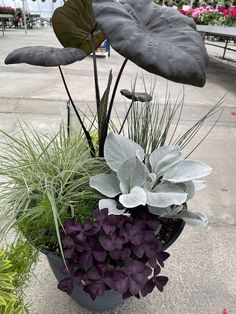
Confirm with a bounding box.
[222,309,229,314]
[231,7,236,16]
[192,11,200,18]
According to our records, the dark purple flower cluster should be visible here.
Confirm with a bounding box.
[58,208,169,300]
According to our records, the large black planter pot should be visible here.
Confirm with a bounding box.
[44,251,124,311]
[43,218,185,312]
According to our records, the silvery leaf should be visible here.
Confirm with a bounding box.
[89,173,120,197]
[104,132,144,171]
[146,182,187,207]
[117,156,148,192]
[99,199,128,216]
[143,173,156,191]
[172,210,208,226]
[163,160,212,183]
[148,206,172,216]
[179,181,195,201]
[149,145,182,178]
[119,186,147,208]
[192,180,207,191]
[149,204,183,216]
[169,205,184,216]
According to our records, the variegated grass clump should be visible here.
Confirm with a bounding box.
[0,125,107,251]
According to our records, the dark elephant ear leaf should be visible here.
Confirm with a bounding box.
[52,0,105,55]
[4,46,86,67]
[93,0,208,87]
[120,89,152,102]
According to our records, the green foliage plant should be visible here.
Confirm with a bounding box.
[0,238,37,314]
[0,125,108,253]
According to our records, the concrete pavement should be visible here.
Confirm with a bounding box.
[0,27,236,314]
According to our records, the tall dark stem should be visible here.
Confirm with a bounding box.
[58,66,96,157]
[118,100,135,134]
[107,58,128,124]
[92,34,100,111]
[99,58,128,156]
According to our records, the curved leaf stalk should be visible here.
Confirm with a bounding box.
[118,100,135,134]
[58,66,96,157]
[92,34,101,111]
[118,73,138,134]
[99,58,128,156]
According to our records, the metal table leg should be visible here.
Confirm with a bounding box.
[223,39,229,59]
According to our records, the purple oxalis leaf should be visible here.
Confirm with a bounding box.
[65,220,82,234]
[64,247,76,259]
[86,267,101,280]
[141,278,155,297]
[132,245,145,258]
[93,249,107,262]
[75,232,87,244]
[144,230,156,242]
[62,236,75,248]
[74,268,86,283]
[156,252,170,267]
[93,208,108,222]
[79,251,93,269]
[60,263,75,275]
[154,265,161,276]
[153,276,169,292]
[82,220,94,232]
[114,271,129,294]
[128,277,140,295]
[145,220,160,230]
[144,240,160,258]
[125,259,145,274]
[87,281,106,298]
[99,234,124,251]
[58,277,74,294]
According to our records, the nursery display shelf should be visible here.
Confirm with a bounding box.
[0,14,13,37]
[197,25,236,61]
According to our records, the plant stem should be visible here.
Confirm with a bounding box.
[92,34,100,111]
[99,58,128,156]
[118,100,134,134]
[58,66,96,157]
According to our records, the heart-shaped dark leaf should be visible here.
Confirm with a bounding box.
[58,277,74,294]
[93,0,208,87]
[153,275,169,292]
[4,46,86,67]
[120,89,152,102]
[52,0,105,55]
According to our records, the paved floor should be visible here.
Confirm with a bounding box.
[0,27,236,314]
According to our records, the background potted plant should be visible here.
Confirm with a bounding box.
[0,0,222,311]
[0,238,38,313]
